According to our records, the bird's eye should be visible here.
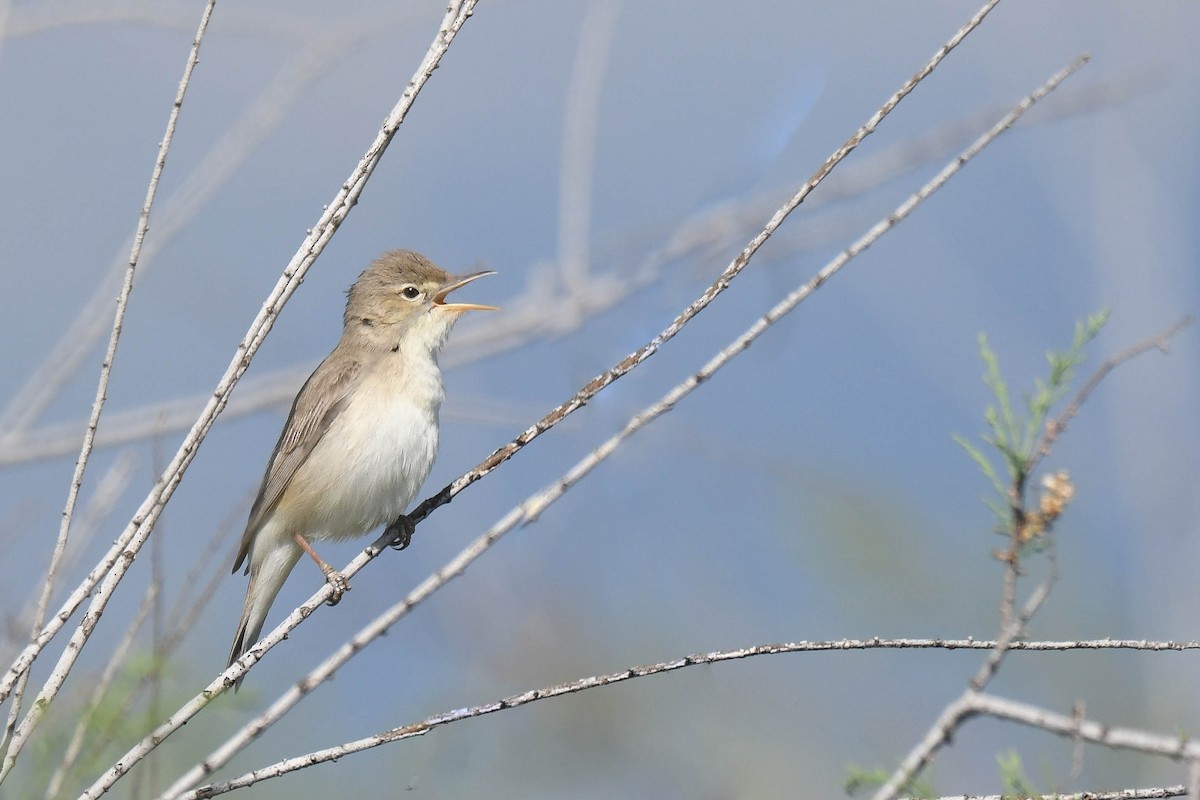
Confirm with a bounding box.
[401,286,421,300]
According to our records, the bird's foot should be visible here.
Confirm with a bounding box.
[293,533,350,606]
[385,514,415,550]
[321,563,350,606]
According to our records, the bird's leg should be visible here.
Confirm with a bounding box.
[384,514,415,550]
[293,533,349,606]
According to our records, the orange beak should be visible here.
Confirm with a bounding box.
[433,270,499,312]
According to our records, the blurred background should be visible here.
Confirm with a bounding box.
[1,1,1198,796]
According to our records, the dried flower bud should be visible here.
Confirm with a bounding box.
[1039,470,1075,521]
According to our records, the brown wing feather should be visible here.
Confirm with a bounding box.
[231,350,364,573]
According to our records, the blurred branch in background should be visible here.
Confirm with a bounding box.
[557,0,622,294]
[0,68,1148,470]
[1,451,140,654]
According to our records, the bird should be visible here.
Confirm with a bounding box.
[227,249,496,684]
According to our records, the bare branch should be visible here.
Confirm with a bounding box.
[973,692,1200,760]
[924,788,1186,800]
[178,636,1200,798]
[973,545,1059,692]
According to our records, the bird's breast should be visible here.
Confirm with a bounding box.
[285,352,443,541]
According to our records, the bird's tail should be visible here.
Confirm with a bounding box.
[228,543,301,689]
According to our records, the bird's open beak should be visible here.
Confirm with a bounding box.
[433,270,499,312]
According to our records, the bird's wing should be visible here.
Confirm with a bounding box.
[232,351,364,573]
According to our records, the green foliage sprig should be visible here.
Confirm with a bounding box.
[954,310,1108,539]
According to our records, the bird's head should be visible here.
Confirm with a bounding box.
[344,249,497,352]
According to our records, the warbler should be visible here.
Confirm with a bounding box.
[228,249,496,680]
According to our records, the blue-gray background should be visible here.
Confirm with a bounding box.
[1,1,1198,797]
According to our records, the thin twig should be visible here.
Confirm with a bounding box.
[999,548,1019,632]
[0,452,136,765]
[178,635,1199,798]
[557,0,621,293]
[143,431,169,799]
[924,789,1186,800]
[1029,314,1194,476]
[0,2,215,783]
[973,545,1059,692]
[1069,698,1087,781]
[972,692,1200,761]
